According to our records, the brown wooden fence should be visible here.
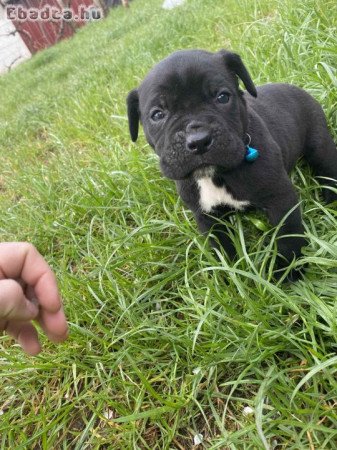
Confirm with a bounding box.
[8,0,95,54]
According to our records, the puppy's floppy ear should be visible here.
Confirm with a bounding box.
[126,88,140,142]
[219,50,257,97]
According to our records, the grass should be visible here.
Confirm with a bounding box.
[0,0,337,448]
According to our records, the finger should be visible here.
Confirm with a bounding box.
[0,279,39,321]
[0,243,62,313]
[25,284,41,311]
[21,245,62,313]
[6,321,41,356]
[6,271,68,344]
[37,308,69,343]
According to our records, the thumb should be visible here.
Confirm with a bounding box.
[0,279,39,321]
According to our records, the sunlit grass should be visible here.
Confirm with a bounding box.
[0,0,336,448]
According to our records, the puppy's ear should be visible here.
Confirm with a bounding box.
[219,50,257,97]
[126,89,140,142]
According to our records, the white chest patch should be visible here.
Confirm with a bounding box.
[196,177,250,213]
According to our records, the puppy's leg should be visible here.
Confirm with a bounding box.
[194,212,236,260]
[304,121,337,203]
[264,179,307,280]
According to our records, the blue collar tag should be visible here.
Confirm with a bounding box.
[245,145,259,162]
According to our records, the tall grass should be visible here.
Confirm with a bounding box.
[0,0,336,448]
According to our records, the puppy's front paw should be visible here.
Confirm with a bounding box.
[273,260,307,283]
[322,186,337,205]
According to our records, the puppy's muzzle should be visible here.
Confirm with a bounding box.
[185,122,213,155]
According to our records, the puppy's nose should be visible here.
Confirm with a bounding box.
[186,124,212,154]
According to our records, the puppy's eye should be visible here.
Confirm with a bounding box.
[151,109,165,122]
[217,92,230,104]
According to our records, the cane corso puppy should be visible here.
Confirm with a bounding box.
[126,49,337,280]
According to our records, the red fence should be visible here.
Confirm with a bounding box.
[9,0,95,54]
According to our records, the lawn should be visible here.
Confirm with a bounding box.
[0,0,337,448]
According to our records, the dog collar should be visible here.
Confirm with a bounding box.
[244,133,260,162]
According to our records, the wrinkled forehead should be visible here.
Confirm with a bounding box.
[138,56,234,110]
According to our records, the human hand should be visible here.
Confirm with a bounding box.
[0,242,68,355]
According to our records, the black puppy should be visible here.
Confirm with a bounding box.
[127,49,337,279]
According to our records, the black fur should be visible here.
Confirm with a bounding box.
[127,49,337,280]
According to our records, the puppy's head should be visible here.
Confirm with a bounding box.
[127,49,256,180]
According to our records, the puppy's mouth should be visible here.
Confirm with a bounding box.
[165,163,225,181]
[161,161,216,181]
[159,133,247,180]
[160,155,245,181]
[192,165,217,179]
